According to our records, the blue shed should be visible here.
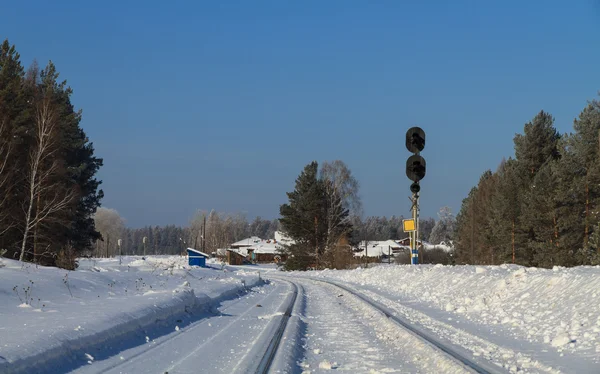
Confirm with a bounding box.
[187,248,209,267]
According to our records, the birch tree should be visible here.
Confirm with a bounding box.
[19,81,75,262]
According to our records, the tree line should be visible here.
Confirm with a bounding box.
[92,206,447,260]
[0,40,103,269]
[454,96,600,267]
[92,208,281,257]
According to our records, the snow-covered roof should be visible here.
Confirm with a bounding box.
[354,240,403,257]
[186,248,210,257]
[247,239,285,254]
[227,248,248,257]
[396,237,430,245]
[230,236,262,247]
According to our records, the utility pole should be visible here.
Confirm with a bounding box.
[203,215,206,253]
[118,239,122,265]
[143,236,147,257]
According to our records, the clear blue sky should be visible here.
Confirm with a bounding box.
[2,1,600,227]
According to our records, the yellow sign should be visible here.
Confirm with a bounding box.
[403,219,416,232]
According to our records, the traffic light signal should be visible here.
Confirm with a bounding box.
[410,182,420,194]
[405,127,425,154]
[406,155,426,182]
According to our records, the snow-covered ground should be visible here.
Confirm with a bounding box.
[0,256,263,373]
[3,257,600,373]
[286,264,600,373]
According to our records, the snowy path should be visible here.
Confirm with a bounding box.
[71,280,297,374]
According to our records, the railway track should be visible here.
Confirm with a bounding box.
[270,275,505,374]
[71,280,302,374]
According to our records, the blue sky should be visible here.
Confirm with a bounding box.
[2,1,600,227]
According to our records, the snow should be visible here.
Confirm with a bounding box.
[0,256,264,373]
[4,254,600,373]
[289,263,600,372]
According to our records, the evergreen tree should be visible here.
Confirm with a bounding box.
[455,187,478,264]
[279,162,327,270]
[474,170,497,264]
[513,110,560,177]
[513,111,561,266]
[522,160,562,266]
[489,159,523,264]
[0,39,30,250]
[568,100,600,255]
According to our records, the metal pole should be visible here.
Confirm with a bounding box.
[411,193,419,265]
[118,239,122,265]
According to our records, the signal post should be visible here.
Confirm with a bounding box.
[405,127,426,265]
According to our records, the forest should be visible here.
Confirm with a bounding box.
[454,97,600,267]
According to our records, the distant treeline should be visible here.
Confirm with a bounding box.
[0,40,103,269]
[454,96,600,267]
[92,208,442,258]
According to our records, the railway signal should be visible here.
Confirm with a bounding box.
[405,127,426,265]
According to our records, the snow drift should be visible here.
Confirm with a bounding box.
[305,264,600,361]
[0,256,263,374]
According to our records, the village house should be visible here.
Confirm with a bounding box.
[395,237,428,248]
[353,240,404,258]
[222,231,294,265]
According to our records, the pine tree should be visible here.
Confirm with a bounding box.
[279,161,328,270]
[513,111,561,266]
[474,170,498,264]
[0,39,30,252]
[513,110,560,177]
[568,100,600,257]
[455,187,478,264]
[489,159,523,264]
[522,160,563,267]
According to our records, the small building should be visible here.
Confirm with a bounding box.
[245,240,287,263]
[396,237,427,248]
[225,234,291,265]
[187,248,209,267]
[354,240,404,258]
[226,249,248,265]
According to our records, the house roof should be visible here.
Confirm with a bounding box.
[357,240,402,249]
[354,240,402,257]
[247,241,283,254]
[230,236,262,247]
[226,248,248,257]
[186,248,210,257]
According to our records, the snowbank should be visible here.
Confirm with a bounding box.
[0,256,263,374]
[303,264,600,359]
